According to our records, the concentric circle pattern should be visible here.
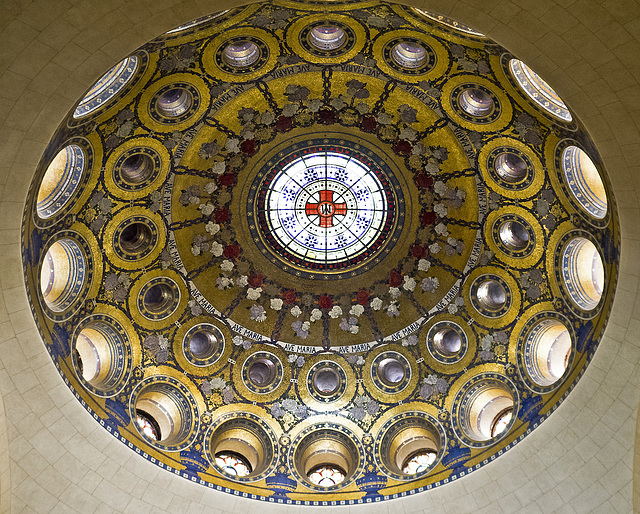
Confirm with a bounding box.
[22,1,618,506]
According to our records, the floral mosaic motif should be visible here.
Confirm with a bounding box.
[200,377,235,406]
[478,330,509,362]
[143,333,170,363]
[176,82,470,330]
[103,272,130,303]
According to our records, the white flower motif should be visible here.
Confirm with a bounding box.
[435,223,449,236]
[329,306,343,319]
[236,275,248,287]
[418,259,431,272]
[250,304,266,322]
[210,377,226,390]
[429,243,441,254]
[310,308,322,322]
[191,244,201,256]
[349,304,364,317]
[448,304,458,314]
[386,302,400,317]
[205,222,220,235]
[211,161,226,175]
[199,203,215,216]
[210,241,224,256]
[247,287,262,300]
[225,138,240,153]
[158,334,169,350]
[216,276,232,289]
[447,237,458,247]
[421,277,440,293]
[455,297,465,307]
[371,297,383,311]
[204,182,218,194]
[403,276,416,292]
[434,181,448,196]
[425,162,439,175]
[389,287,401,299]
[349,325,359,334]
[288,354,297,363]
[290,305,302,318]
[434,203,448,217]
[356,356,365,365]
[232,335,244,346]
[302,321,310,331]
[220,260,234,273]
[270,298,283,311]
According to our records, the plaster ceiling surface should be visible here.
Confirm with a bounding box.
[1,4,637,512]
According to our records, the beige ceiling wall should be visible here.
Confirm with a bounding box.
[0,0,638,512]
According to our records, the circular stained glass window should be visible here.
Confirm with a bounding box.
[255,145,398,274]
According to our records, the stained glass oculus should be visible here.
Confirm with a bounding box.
[255,144,398,273]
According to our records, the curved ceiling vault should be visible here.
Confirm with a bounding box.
[0,0,639,513]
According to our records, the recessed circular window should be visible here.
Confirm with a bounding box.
[377,357,406,386]
[509,59,572,122]
[458,87,494,116]
[73,56,139,118]
[118,221,153,254]
[248,357,277,387]
[376,413,443,480]
[402,450,437,474]
[119,153,155,185]
[494,151,527,182]
[223,40,260,67]
[312,366,341,396]
[207,414,277,482]
[131,378,199,450]
[215,451,252,477]
[309,25,346,51]
[524,318,572,387]
[499,220,530,250]
[476,279,507,311]
[391,41,427,68]
[155,87,193,117]
[308,465,346,486]
[292,427,360,490]
[188,327,221,359]
[561,146,607,219]
[40,239,86,313]
[490,407,513,438]
[37,145,85,219]
[434,328,462,356]
[455,377,516,443]
[136,410,161,440]
[74,319,130,396]
[561,237,604,311]
[137,277,181,320]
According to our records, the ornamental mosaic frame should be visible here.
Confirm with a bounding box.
[22,0,619,505]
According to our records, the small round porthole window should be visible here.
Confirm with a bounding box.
[561,145,607,219]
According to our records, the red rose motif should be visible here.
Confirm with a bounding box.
[223,244,240,259]
[360,114,377,133]
[414,174,434,189]
[420,211,436,225]
[218,173,236,187]
[283,290,297,304]
[276,116,294,132]
[412,245,426,259]
[248,273,264,288]
[240,139,257,156]
[389,270,402,287]
[356,289,369,305]
[318,295,332,309]
[392,140,412,156]
[318,108,337,125]
[215,208,229,224]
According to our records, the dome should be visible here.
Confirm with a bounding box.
[19,0,619,507]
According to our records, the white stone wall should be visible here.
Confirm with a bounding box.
[0,0,637,512]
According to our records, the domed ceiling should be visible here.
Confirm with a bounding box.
[22,0,618,505]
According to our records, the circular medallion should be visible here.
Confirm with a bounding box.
[250,139,403,277]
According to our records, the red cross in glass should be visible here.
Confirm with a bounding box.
[305,190,347,227]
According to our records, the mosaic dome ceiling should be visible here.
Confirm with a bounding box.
[22,0,618,505]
